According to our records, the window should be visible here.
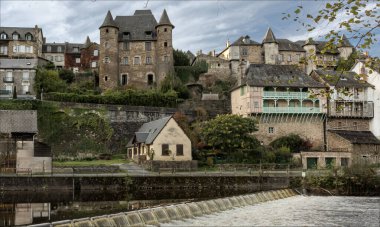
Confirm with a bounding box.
[0,33,7,39]
[73,47,79,52]
[25,34,33,41]
[353,122,357,129]
[134,56,140,65]
[278,54,283,62]
[106,29,109,33]
[240,86,245,96]
[123,57,129,65]
[341,158,349,167]
[242,48,248,56]
[47,46,51,52]
[91,61,97,68]
[268,127,274,133]
[164,28,168,32]
[254,102,259,108]
[147,74,154,85]
[25,46,32,53]
[104,42,110,49]
[104,57,110,63]
[288,55,292,61]
[75,58,80,63]
[123,42,130,50]
[73,67,79,73]
[12,33,19,40]
[22,71,29,81]
[146,56,152,64]
[5,85,12,93]
[162,144,169,156]
[176,144,184,156]
[57,46,62,52]
[296,54,301,62]
[164,42,168,47]
[22,85,29,95]
[5,71,13,82]
[121,74,127,85]
[145,31,152,38]
[0,45,8,55]
[164,56,169,63]
[93,49,98,56]
[104,76,108,81]
[145,42,152,51]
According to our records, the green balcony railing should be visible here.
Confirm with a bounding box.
[263,91,313,100]
[263,106,321,113]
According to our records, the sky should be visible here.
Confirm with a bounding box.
[0,0,378,56]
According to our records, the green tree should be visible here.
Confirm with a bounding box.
[34,68,67,98]
[200,114,259,157]
[160,73,189,99]
[285,0,379,68]
[173,49,190,66]
[59,69,75,83]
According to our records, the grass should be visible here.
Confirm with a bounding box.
[53,156,129,167]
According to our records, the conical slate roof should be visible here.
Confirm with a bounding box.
[83,36,91,49]
[262,27,277,44]
[156,9,174,28]
[99,10,118,29]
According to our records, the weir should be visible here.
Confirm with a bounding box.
[30,189,300,227]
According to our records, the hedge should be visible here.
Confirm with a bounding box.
[44,90,179,107]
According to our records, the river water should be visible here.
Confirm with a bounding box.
[163,196,380,226]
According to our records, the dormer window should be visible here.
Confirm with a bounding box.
[0,33,7,40]
[12,32,19,40]
[73,47,79,52]
[47,46,51,52]
[57,46,62,52]
[145,31,152,38]
[25,33,33,41]
[123,32,130,40]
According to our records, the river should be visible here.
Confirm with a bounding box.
[163,196,380,226]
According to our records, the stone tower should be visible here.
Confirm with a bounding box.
[262,27,279,64]
[338,34,353,60]
[155,9,174,85]
[303,38,317,75]
[99,10,119,91]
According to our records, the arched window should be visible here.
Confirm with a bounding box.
[0,33,7,40]
[25,33,33,41]
[121,74,128,85]
[147,74,154,85]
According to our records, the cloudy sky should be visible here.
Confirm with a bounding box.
[0,0,378,56]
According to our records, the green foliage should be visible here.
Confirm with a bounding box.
[270,134,311,153]
[174,60,208,83]
[207,78,237,98]
[200,114,259,156]
[336,51,359,71]
[160,73,189,99]
[44,62,56,70]
[0,100,38,110]
[44,89,178,107]
[274,146,292,163]
[34,68,67,98]
[58,69,75,83]
[173,49,190,66]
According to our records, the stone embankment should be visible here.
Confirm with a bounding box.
[30,188,298,227]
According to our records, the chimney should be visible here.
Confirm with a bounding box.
[213,50,216,57]
[226,39,230,47]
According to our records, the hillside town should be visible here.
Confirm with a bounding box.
[0,8,379,173]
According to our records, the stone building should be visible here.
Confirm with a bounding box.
[0,58,49,99]
[98,9,174,91]
[80,36,100,73]
[0,26,44,59]
[216,28,354,76]
[64,42,84,73]
[230,64,327,150]
[0,110,52,174]
[127,116,192,163]
[42,42,65,68]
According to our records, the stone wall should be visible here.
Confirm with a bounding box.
[327,118,370,131]
[0,69,36,96]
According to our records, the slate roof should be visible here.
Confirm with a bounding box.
[0,110,38,134]
[231,36,260,46]
[313,69,374,88]
[329,130,380,145]
[42,43,66,53]
[262,28,277,44]
[277,39,304,52]
[99,10,118,29]
[65,43,84,54]
[0,59,39,69]
[242,64,326,88]
[157,9,174,28]
[0,27,40,41]
[127,116,172,147]
[114,10,158,41]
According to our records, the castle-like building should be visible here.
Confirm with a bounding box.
[98,9,174,91]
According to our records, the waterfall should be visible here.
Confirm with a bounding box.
[110,214,129,226]
[187,203,203,216]
[206,200,220,212]
[164,206,182,220]
[152,207,170,223]
[126,211,145,226]
[195,201,212,215]
[177,204,193,218]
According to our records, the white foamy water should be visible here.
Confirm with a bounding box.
[163,196,380,226]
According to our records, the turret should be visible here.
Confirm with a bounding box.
[155,9,174,86]
[303,38,317,74]
[262,27,279,64]
[338,34,353,60]
[99,10,119,91]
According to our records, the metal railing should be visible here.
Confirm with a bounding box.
[263,91,312,100]
[263,106,321,114]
